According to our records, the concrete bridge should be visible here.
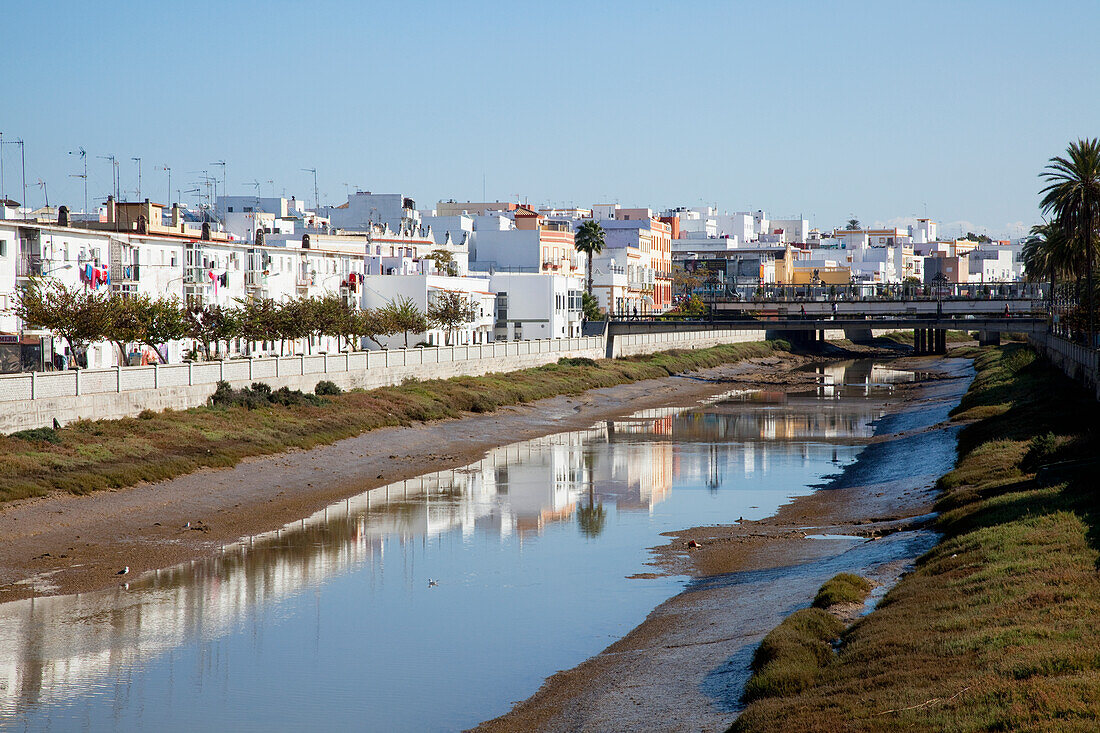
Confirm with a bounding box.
[601,311,1046,357]
[710,297,1046,319]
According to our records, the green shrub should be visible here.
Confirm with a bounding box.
[558,356,597,367]
[211,380,322,409]
[314,380,342,396]
[9,427,61,444]
[1021,431,1059,472]
[812,573,873,609]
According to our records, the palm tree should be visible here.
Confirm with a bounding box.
[574,220,606,297]
[1041,138,1100,345]
[1024,221,1071,313]
[845,218,861,231]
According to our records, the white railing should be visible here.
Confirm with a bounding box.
[0,336,607,404]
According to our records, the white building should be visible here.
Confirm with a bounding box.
[360,273,495,348]
[322,192,420,232]
[487,272,584,341]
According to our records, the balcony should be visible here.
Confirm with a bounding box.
[16,255,42,278]
[111,263,140,282]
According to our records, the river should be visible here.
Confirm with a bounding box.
[0,358,966,732]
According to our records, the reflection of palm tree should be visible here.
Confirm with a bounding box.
[577,496,607,538]
[577,455,607,538]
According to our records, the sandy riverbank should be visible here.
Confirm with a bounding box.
[472,355,973,733]
[0,350,841,602]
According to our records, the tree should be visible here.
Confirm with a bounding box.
[380,296,427,347]
[663,295,708,319]
[423,249,459,277]
[845,218,861,230]
[427,291,478,346]
[272,298,314,355]
[1041,138,1100,345]
[16,280,110,366]
[141,297,186,363]
[314,294,357,351]
[356,307,396,349]
[103,294,146,365]
[672,264,703,299]
[237,296,279,353]
[1025,221,1071,313]
[574,220,606,296]
[184,302,238,359]
[581,291,604,321]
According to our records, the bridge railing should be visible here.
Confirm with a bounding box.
[686,282,1046,303]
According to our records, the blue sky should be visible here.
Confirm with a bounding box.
[2,0,1098,237]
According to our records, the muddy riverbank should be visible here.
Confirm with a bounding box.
[0,351,838,602]
[473,355,973,733]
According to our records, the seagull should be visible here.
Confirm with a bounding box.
[427,579,438,587]
[117,567,129,576]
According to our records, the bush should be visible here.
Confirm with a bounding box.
[812,573,873,609]
[314,380,342,396]
[211,380,323,409]
[1021,431,1059,472]
[558,356,597,368]
[10,427,61,444]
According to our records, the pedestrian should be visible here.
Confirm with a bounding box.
[1004,303,1010,318]
[800,304,806,319]
[633,305,638,319]
[832,302,838,320]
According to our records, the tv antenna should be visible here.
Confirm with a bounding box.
[69,147,88,214]
[302,168,319,211]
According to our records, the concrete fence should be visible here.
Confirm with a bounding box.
[1029,331,1100,401]
[0,329,770,433]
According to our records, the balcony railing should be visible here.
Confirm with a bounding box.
[16,255,42,278]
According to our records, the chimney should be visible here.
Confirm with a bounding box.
[58,205,70,227]
[106,195,116,224]
[171,203,181,228]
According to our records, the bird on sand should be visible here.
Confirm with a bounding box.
[117,567,130,576]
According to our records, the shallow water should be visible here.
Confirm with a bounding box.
[0,359,961,732]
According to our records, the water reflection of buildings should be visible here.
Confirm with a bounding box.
[813,360,917,399]
[0,385,890,721]
[0,420,673,721]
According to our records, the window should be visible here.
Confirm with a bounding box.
[0,240,6,257]
[228,206,234,212]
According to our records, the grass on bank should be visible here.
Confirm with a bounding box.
[812,572,874,609]
[732,343,1100,732]
[0,341,788,504]
[742,573,874,704]
[876,329,975,347]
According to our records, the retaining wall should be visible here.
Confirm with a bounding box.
[0,329,770,433]
[1029,331,1100,401]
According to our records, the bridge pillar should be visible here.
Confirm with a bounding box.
[935,329,946,354]
[914,328,927,355]
[843,325,874,342]
[977,330,1001,347]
